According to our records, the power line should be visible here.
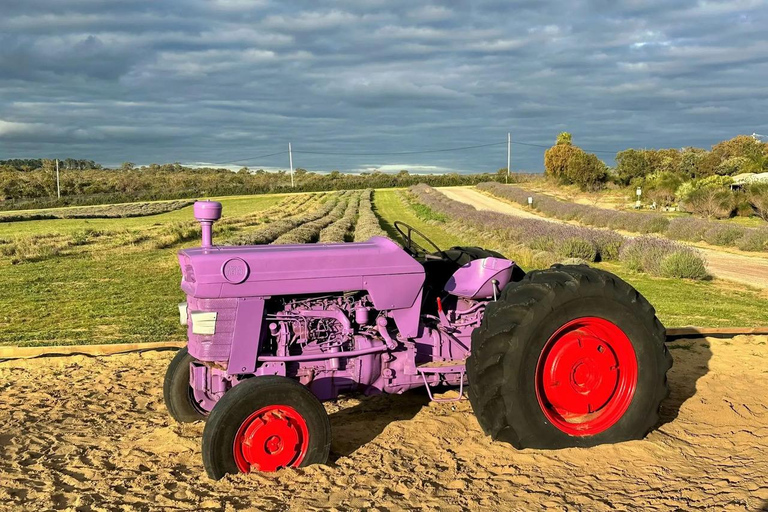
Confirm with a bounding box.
[510,140,617,154]
[210,137,621,166]
[292,141,507,156]
[213,150,288,166]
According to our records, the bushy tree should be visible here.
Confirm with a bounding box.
[565,151,607,191]
[677,175,735,218]
[646,171,683,207]
[711,135,767,172]
[676,147,709,178]
[544,143,579,183]
[715,156,751,176]
[615,149,651,185]
[545,133,607,190]
[655,148,683,174]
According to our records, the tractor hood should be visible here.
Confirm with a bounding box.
[178,237,425,311]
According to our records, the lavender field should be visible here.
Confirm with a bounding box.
[478,182,768,252]
[409,184,708,279]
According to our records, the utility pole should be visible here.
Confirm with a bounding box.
[506,133,511,184]
[288,142,294,188]
[55,159,61,199]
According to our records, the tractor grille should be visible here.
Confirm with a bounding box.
[186,296,238,362]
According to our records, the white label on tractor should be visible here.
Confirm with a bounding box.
[190,311,217,335]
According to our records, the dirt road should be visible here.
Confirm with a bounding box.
[0,337,766,510]
[440,186,768,289]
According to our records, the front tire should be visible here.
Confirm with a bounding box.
[202,376,331,480]
[468,264,671,449]
[163,347,207,423]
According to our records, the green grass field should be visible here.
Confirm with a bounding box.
[1,189,767,348]
[0,194,283,346]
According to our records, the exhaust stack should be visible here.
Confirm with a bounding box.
[194,200,222,248]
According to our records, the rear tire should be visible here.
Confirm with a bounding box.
[202,376,331,480]
[163,347,207,423]
[467,264,670,449]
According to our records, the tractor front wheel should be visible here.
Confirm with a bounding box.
[163,347,207,423]
[467,264,671,448]
[202,376,331,480]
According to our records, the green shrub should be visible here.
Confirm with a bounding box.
[557,237,597,261]
[530,236,556,253]
[703,225,746,246]
[748,183,768,221]
[683,187,735,218]
[644,216,671,234]
[735,199,755,217]
[660,250,709,279]
[532,251,559,269]
[619,237,708,280]
[736,229,768,252]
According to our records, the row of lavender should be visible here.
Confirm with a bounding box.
[409,184,708,279]
[0,199,195,222]
[478,182,768,252]
[354,189,388,241]
[1,190,381,264]
[0,194,323,263]
[231,189,384,246]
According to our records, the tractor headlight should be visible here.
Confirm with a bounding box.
[190,311,218,335]
[178,302,188,325]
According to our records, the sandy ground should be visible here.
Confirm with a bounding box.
[0,336,767,511]
[440,186,768,289]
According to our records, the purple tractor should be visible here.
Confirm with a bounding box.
[164,200,671,479]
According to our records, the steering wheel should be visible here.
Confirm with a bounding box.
[394,221,452,261]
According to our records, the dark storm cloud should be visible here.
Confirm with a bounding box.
[1,0,767,171]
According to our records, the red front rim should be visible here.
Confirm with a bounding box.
[535,317,638,436]
[233,405,309,472]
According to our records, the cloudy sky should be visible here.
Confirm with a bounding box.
[1,0,767,172]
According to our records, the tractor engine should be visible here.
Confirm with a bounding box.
[267,293,376,356]
[264,293,386,398]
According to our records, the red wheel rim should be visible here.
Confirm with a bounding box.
[535,317,637,436]
[233,405,309,472]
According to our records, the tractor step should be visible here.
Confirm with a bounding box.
[416,360,466,403]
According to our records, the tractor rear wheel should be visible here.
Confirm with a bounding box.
[202,376,331,480]
[163,347,207,423]
[467,264,671,448]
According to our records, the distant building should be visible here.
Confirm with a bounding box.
[731,172,768,189]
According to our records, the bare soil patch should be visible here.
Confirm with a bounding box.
[0,336,766,511]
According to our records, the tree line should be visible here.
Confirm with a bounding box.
[0,158,102,171]
[0,164,522,210]
[544,133,768,219]
[544,133,768,190]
